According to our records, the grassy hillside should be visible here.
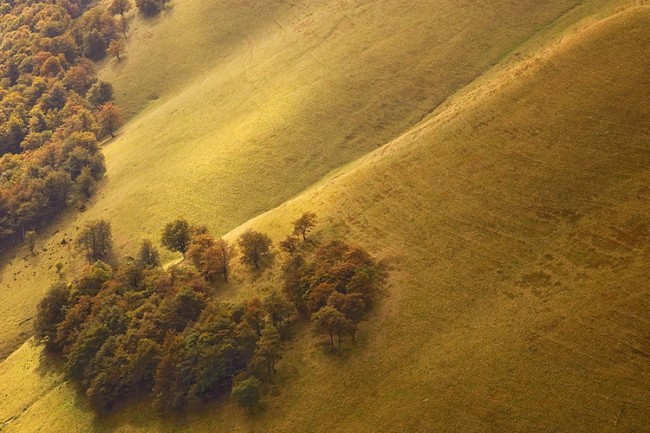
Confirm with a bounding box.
[2,3,648,432]
[0,0,600,359]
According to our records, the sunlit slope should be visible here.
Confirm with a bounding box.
[3,5,649,433]
[0,0,591,359]
[94,0,589,248]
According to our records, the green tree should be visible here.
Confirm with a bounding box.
[263,291,295,336]
[34,282,70,351]
[311,306,350,352]
[188,235,236,282]
[87,81,113,107]
[76,219,113,263]
[237,229,272,270]
[231,376,261,410]
[65,321,110,380]
[252,325,281,378]
[327,291,365,341]
[161,218,191,256]
[292,212,317,241]
[137,239,160,268]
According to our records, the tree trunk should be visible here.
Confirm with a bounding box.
[328,332,334,351]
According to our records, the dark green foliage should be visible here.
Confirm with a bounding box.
[231,376,261,410]
[75,261,113,296]
[76,219,113,263]
[161,218,191,256]
[237,229,273,270]
[34,282,70,351]
[137,239,160,268]
[37,218,382,413]
[251,325,281,378]
[160,287,205,331]
[311,306,351,352]
[65,321,110,380]
[87,81,114,106]
[263,291,295,336]
[82,29,108,60]
[282,254,309,313]
[136,0,162,16]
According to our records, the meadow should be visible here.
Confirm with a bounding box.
[1,0,649,431]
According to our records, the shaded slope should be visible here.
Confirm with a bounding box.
[0,0,591,357]
[2,4,649,432]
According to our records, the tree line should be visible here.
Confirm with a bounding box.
[0,0,135,251]
[36,212,383,411]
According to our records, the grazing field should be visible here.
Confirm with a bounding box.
[0,0,599,360]
[2,0,649,432]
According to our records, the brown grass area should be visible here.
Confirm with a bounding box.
[0,0,593,360]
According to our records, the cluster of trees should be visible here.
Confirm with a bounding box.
[0,0,129,250]
[35,246,295,411]
[283,240,383,352]
[36,212,382,412]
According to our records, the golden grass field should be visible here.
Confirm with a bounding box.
[1,0,649,431]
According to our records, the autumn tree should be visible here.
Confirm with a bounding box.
[187,234,236,282]
[76,219,113,263]
[243,297,265,337]
[109,0,133,18]
[214,237,236,281]
[107,38,126,61]
[292,212,317,241]
[237,229,272,270]
[161,218,191,256]
[279,235,299,256]
[97,102,124,138]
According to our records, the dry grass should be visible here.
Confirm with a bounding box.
[2,1,649,432]
[0,0,595,359]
